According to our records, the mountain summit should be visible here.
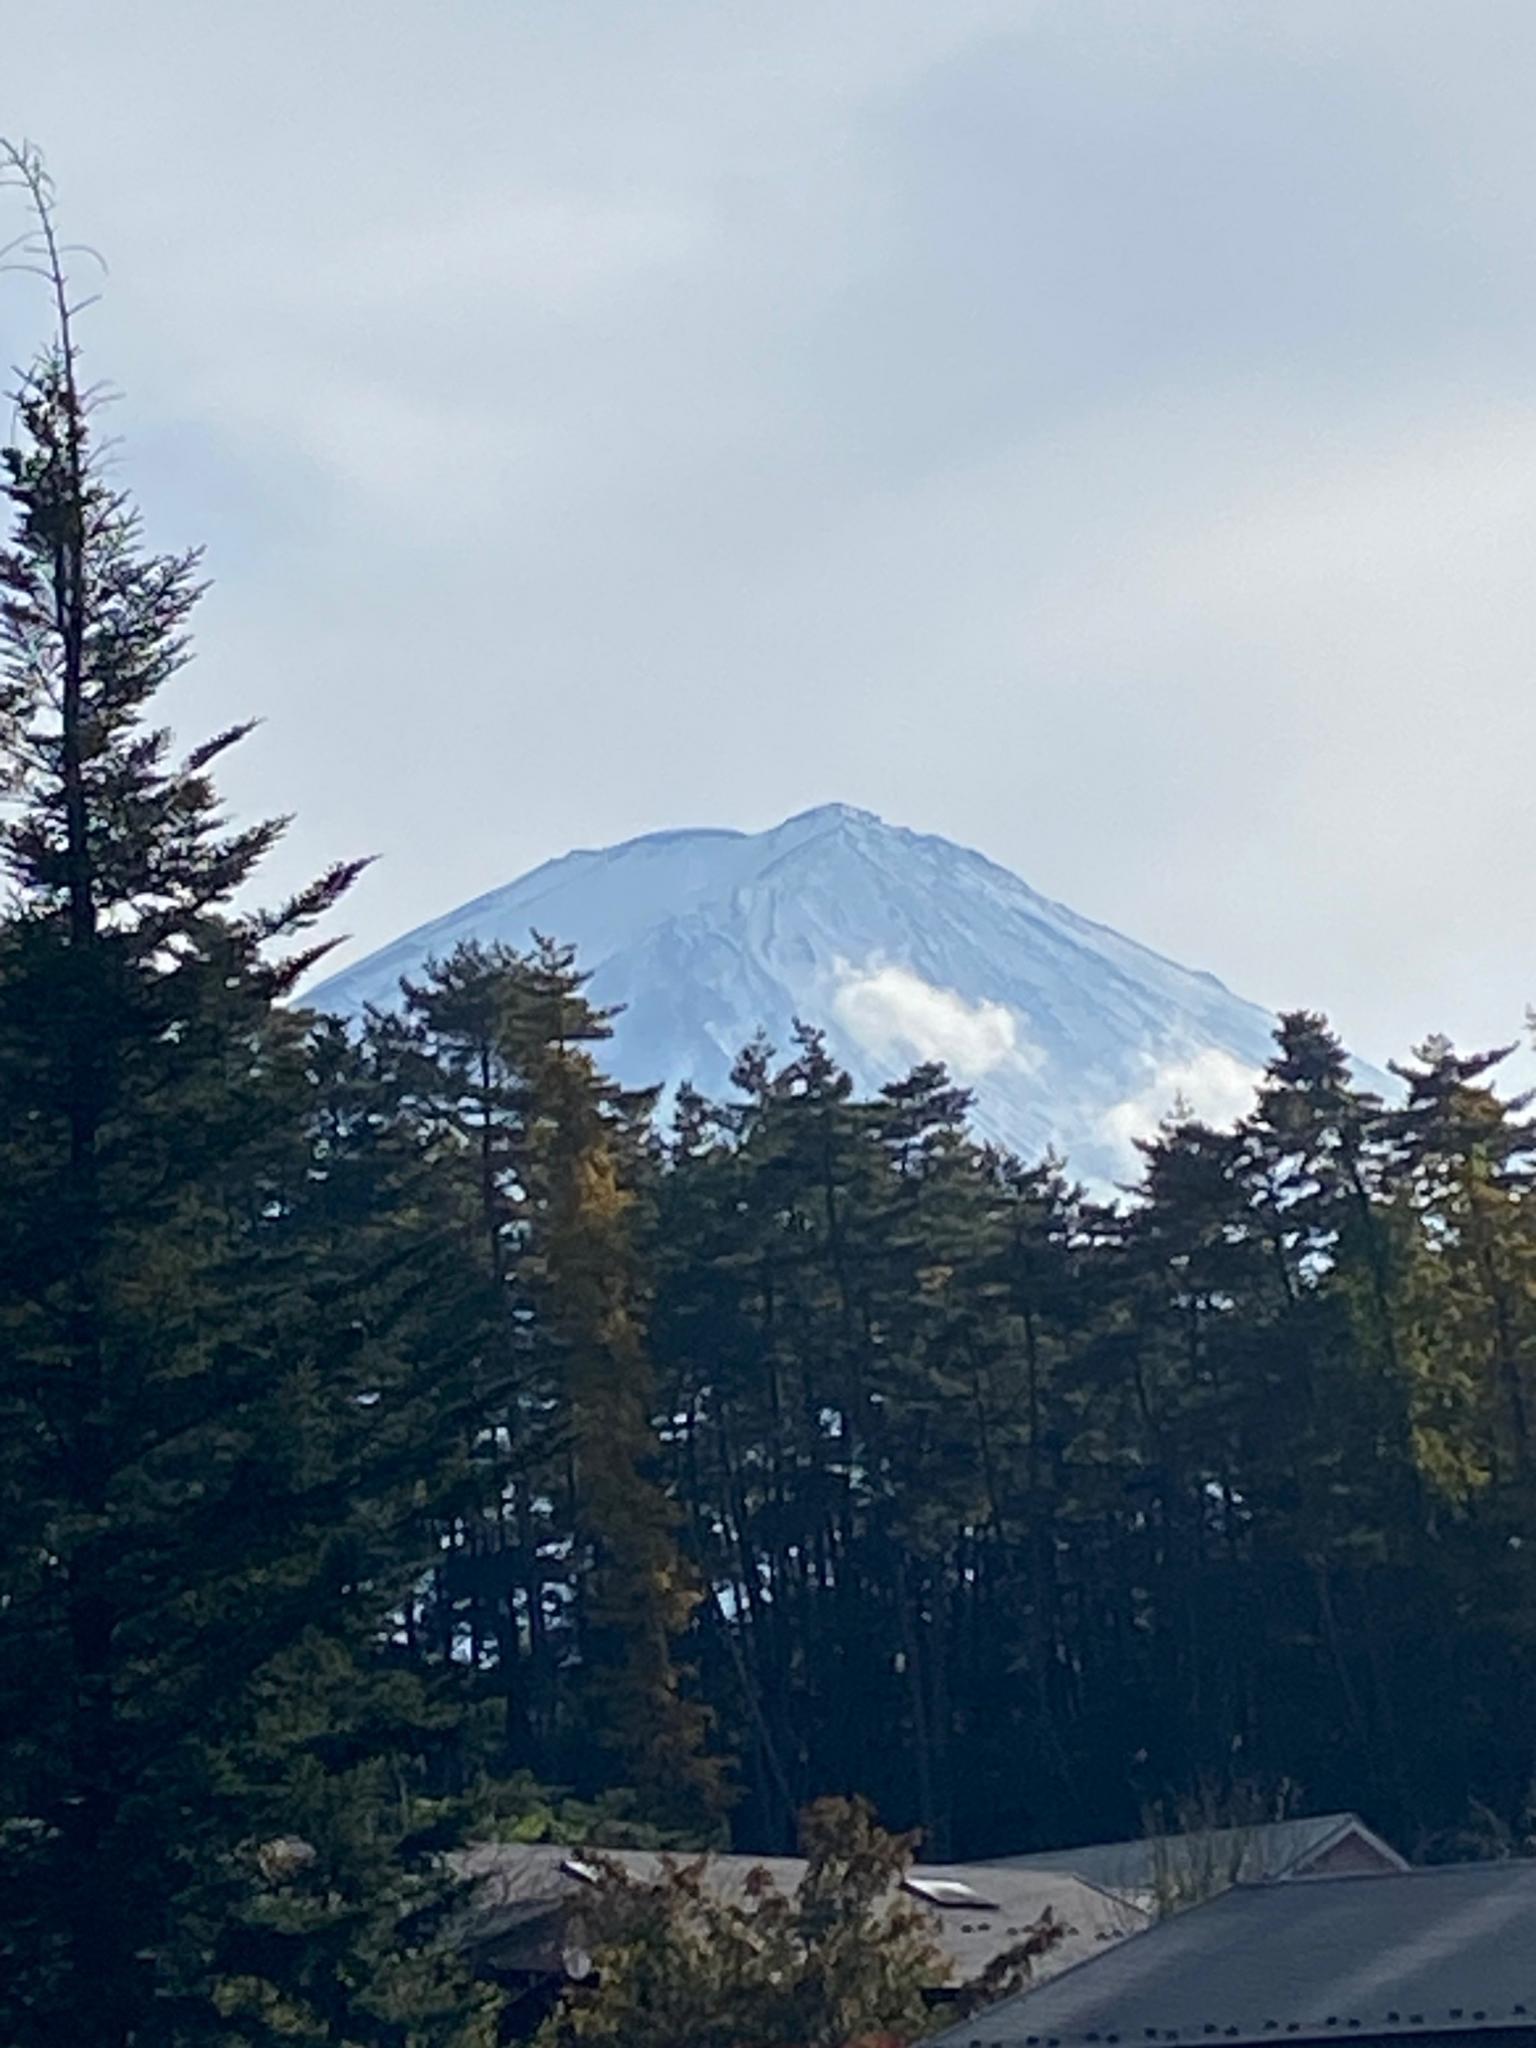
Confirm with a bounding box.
[310,804,1282,1185]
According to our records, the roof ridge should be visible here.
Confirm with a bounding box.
[1240,1855,1536,1886]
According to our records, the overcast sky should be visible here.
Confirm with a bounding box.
[5,2,1535,1071]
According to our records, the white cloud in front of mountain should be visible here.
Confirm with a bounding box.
[831,961,1041,1083]
[1098,1046,1263,1171]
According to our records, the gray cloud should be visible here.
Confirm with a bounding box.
[4,1,1534,1079]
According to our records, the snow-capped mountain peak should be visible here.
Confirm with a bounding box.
[309,806,1285,1185]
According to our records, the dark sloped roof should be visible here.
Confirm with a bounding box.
[977,1815,1406,1895]
[924,1861,1536,2048]
[453,1842,1146,1988]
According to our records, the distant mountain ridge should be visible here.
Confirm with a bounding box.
[310,804,1286,1185]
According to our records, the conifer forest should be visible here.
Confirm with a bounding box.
[3,143,1536,2048]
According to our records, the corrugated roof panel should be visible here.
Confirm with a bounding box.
[923,1862,1536,2048]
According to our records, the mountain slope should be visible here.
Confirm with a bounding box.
[310,804,1286,1185]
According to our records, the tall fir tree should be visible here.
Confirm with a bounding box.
[0,145,498,2047]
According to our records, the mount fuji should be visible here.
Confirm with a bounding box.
[309,804,1288,1187]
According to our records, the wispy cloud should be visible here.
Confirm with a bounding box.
[1098,1045,1262,1171]
[831,960,1040,1082]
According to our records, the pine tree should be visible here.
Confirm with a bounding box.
[521,938,727,1835]
[399,938,728,1836]
[389,941,566,1771]
[1390,1037,1536,1492]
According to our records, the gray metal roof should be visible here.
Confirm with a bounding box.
[454,1841,1146,1989]
[977,1815,1406,1897]
[923,1861,1536,2048]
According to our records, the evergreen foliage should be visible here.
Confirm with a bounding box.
[641,1014,1536,1863]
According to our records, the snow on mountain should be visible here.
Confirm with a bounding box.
[308,803,1289,1186]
